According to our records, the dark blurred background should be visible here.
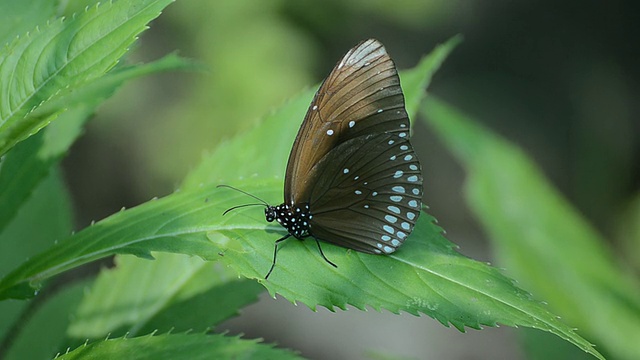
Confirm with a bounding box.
[61,1,639,359]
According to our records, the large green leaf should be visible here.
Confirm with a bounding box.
[422,97,635,359]
[209,180,602,360]
[0,0,176,156]
[56,332,302,360]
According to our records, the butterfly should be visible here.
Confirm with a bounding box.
[220,39,423,279]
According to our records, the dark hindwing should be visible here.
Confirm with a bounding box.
[307,132,423,254]
[285,39,409,204]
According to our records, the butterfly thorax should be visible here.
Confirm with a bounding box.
[265,203,312,239]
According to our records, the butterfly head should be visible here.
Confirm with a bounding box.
[265,206,277,222]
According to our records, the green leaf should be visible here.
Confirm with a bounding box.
[0,185,223,300]
[0,167,73,282]
[0,168,74,355]
[56,332,303,360]
[0,0,55,47]
[0,53,194,233]
[519,328,593,360]
[0,0,176,156]
[401,35,462,118]
[0,53,197,233]
[421,97,625,359]
[0,107,85,233]
[26,53,200,121]
[3,281,88,360]
[208,181,603,360]
[68,253,262,338]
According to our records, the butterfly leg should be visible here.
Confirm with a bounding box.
[314,238,338,269]
[265,234,291,279]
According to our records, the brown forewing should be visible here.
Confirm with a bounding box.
[284,39,411,204]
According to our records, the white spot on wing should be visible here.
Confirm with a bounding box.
[385,215,397,223]
[327,129,334,136]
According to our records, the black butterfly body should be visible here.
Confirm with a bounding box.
[222,39,423,278]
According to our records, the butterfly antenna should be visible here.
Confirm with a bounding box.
[217,184,269,205]
[218,184,271,215]
[222,203,266,216]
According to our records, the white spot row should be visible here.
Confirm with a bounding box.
[375,243,394,254]
[385,205,419,220]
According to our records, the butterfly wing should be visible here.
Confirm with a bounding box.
[306,131,423,254]
[285,39,410,204]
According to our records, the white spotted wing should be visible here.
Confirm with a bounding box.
[284,39,411,205]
